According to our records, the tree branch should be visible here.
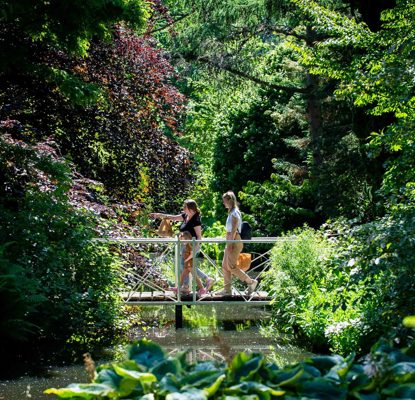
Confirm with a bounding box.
[179,53,308,94]
[262,24,330,43]
[262,24,308,42]
[147,12,193,34]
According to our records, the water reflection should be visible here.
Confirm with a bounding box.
[128,304,310,366]
[0,305,310,400]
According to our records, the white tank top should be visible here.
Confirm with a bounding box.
[225,208,242,233]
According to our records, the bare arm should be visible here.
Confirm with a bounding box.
[194,225,202,253]
[184,251,193,262]
[150,212,184,222]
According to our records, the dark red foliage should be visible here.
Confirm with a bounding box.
[0,22,193,210]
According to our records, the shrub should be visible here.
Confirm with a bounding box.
[263,209,415,357]
[262,227,333,343]
[263,226,365,355]
[324,209,415,352]
[0,134,122,356]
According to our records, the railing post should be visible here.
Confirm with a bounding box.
[175,235,181,302]
[175,305,183,329]
[175,235,183,328]
[192,237,197,302]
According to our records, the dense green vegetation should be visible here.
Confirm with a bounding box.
[0,134,124,367]
[0,0,192,373]
[1,0,415,393]
[46,337,415,399]
[151,0,415,357]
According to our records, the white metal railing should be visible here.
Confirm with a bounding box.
[97,237,297,304]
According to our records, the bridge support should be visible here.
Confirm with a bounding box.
[175,305,183,329]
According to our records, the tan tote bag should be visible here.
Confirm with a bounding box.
[157,218,173,237]
[237,253,252,272]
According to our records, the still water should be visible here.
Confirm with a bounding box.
[0,305,311,399]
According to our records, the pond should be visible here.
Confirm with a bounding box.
[0,304,311,400]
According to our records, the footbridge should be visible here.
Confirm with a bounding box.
[98,236,295,327]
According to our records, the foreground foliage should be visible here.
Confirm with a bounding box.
[46,337,415,399]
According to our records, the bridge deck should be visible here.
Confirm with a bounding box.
[121,290,271,305]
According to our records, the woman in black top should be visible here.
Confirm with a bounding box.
[151,199,213,294]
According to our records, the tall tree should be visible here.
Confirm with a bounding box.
[155,0,387,228]
[293,0,415,206]
[1,2,194,208]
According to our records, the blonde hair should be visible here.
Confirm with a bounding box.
[183,199,200,215]
[222,191,239,211]
[180,231,192,240]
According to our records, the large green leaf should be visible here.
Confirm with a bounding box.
[224,381,285,400]
[192,361,219,372]
[94,369,122,390]
[113,365,157,394]
[128,339,166,369]
[159,373,180,394]
[345,365,372,392]
[349,392,380,400]
[44,383,115,399]
[371,342,413,364]
[268,365,305,387]
[325,353,356,382]
[180,370,223,387]
[228,353,264,383]
[204,373,226,398]
[138,395,156,400]
[298,378,348,400]
[403,316,415,328]
[165,387,208,399]
[304,355,345,373]
[302,363,322,378]
[382,383,415,398]
[150,358,182,381]
[390,362,415,384]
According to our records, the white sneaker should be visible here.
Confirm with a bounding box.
[215,290,232,296]
[247,279,258,294]
[205,277,214,292]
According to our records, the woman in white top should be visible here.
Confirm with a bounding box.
[219,191,257,296]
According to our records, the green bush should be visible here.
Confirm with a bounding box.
[263,208,415,357]
[239,175,316,237]
[0,134,122,353]
[262,226,366,355]
[46,336,415,399]
[324,208,415,353]
[262,227,333,346]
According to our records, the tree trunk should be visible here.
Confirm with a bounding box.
[305,26,323,167]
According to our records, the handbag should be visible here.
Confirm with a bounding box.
[157,218,173,237]
[237,253,251,272]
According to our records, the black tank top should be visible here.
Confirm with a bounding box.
[179,213,201,238]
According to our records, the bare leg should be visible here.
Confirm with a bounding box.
[226,239,255,285]
[222,252,232,293]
